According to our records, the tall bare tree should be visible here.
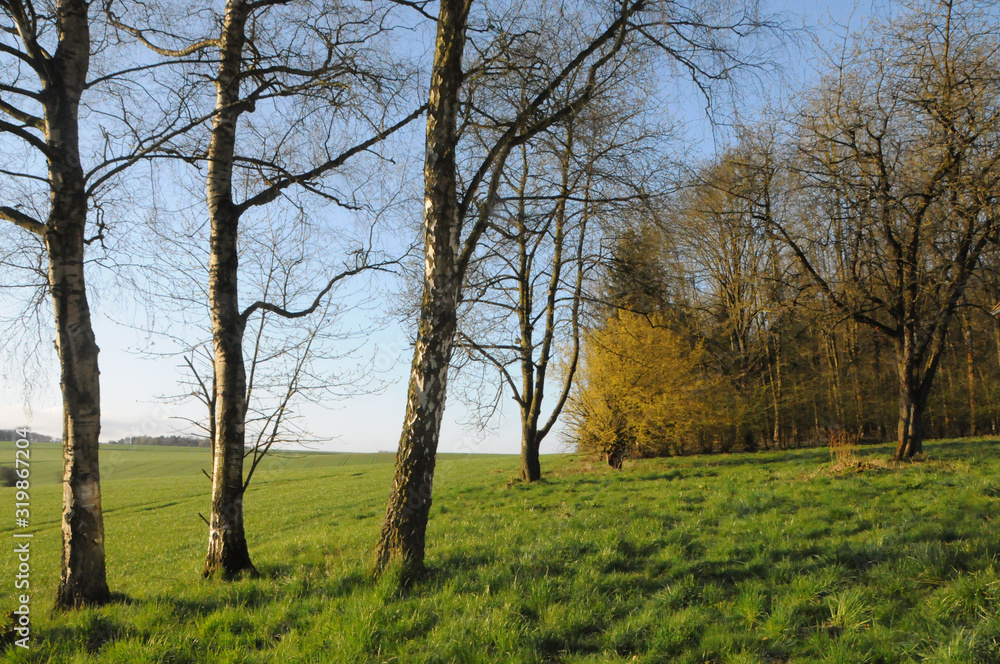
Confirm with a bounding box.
[108,0,421,577]
[456,94,668,481]
[458,135,591,482]
[0,0,201,607]
[0,0,111,609]
[374,0,781,577]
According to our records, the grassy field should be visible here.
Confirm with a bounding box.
[2,439,1000,662]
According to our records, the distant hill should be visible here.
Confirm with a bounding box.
[106,435,210,447]
[0,429,57,443]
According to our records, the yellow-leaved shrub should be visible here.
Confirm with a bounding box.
[566,312,732,464]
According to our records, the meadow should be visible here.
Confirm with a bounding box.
[2,438,1000,663]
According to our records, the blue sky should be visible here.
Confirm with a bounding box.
[1,0,888,454]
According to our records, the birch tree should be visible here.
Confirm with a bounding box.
[374,0,781,577]
[0,0,112,609]
[0,0,200,607]
[107,0,421,578]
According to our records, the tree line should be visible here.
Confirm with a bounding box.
[2,0,995,611]
[108,436,210,447]
[570,0,1000,464]
[0,431,56,443]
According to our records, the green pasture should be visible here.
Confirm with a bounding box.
[2,439,1000,662]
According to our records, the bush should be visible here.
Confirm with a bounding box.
[566,312,734,464]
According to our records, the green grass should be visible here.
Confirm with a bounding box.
[2,439,1000,662]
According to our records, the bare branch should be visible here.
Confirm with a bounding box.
[103,1,220,57]
[240,256,401,323]
[235,104,427,214]
[0,206,46,236]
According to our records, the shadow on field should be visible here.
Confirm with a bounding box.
[40,593,135,654]
[164,585,276,616]
[81,616,122,654]
[70,563,374,641]
[620,469,685,482]
[433,549,499,572]
[108,591,135,605]
[258,564,373,599]
[699,447,832,467]
[924,438,998,458]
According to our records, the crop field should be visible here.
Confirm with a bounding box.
[2,439,1000,662]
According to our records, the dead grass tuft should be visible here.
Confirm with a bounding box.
[825,428,893,475]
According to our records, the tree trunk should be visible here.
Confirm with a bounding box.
[895,339,927,460]
[826,335,843,426]
[896,387,927,460]
[373,0,469,579]
[521,427,541,482]
[515,155,541,483]
[50,197,110,608]
[203,0,256,579]
[44,0,110,609]
[203,195,255,577]
[963,314,976,437]
[768,339,782,447]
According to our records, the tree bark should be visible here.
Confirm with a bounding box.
[895,387,927,460]
[39,0,111,609]
[895,335,928,460]
[373,0,469,578]
[203,0,257,579]
[514,158,541,482]
[520,429,541,481]
[963,313,976,436]
[768,339,782,447]
[50,189,110,608]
